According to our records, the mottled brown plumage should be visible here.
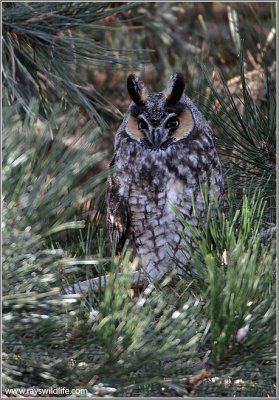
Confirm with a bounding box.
[107,74,223,282]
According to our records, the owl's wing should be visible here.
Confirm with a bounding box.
[106,159,130,253]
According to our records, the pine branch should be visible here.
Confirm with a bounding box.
[200,46,276,226]
[2,2,141,126]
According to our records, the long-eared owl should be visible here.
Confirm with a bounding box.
[107,73,223,282]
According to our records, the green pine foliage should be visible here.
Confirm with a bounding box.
[2,2,276,398]
[201,51,276,225]
[174,188,276,371]
[2,2,141,126]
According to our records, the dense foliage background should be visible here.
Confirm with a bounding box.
[2,2,276,397]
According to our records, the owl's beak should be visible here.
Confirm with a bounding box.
[147,127,168,149]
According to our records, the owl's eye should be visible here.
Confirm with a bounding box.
[166,117,180,129]
[138,119,148,130]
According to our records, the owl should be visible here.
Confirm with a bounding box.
[107,73,223,282]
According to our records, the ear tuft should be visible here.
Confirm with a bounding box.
[127,74,148,106]
[165,73,185,104]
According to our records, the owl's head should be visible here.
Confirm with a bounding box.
[125,73,195,150]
